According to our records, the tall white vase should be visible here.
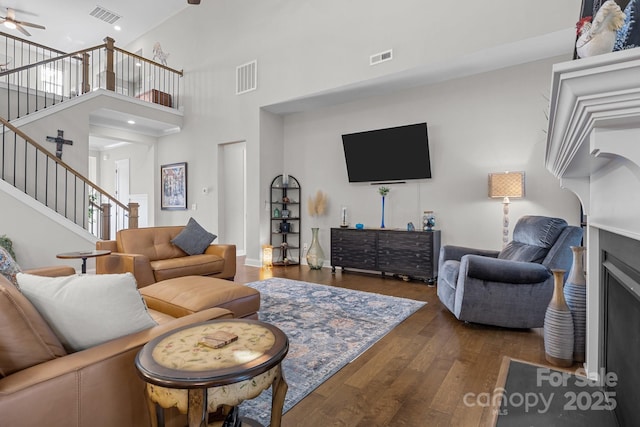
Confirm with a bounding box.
[544,269,574,367]
[564,246,586,363]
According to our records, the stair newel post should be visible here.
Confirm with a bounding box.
[81,52,90,94]
[101,202,111,240]
[127,202,139,229]
[103,36,116,92]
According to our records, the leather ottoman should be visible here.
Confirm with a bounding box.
[140,276,260,319]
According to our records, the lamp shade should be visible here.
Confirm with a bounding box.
[488,171,525,199]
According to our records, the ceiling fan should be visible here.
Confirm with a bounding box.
[0,8,45,37]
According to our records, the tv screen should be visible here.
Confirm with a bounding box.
[342,122,431,183]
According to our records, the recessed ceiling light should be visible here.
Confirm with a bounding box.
[114,25,121,31]
[127,120,135,125]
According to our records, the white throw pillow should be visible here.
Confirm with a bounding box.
[16,272,157,352]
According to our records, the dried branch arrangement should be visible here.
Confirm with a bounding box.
[308,190,328,216]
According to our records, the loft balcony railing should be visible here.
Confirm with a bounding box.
[0,34,183,121]
[0,31,67,72]
[0,116,138,240]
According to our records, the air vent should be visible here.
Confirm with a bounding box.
[370,49,393,65]
[89,5,122,24]
[236,60,257,95]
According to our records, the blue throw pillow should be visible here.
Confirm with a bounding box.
[171,218,217,255]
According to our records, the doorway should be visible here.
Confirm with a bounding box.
[219,141,246,256]
[113,158,130,238]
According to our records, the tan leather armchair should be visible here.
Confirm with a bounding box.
[96,226,236,287]
[0,266,233,427]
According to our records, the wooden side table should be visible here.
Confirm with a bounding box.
[135,319,289,427]
[56,249,111,274]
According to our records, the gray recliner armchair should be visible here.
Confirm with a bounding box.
[437,215,583,329]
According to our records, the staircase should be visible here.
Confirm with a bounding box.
[0,31,183,244]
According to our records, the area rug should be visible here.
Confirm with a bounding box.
[492,357,617,427]
[238,277,426,425]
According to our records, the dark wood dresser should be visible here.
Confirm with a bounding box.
[330,227,440,284]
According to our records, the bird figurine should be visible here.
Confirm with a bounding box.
[576,0,626,58]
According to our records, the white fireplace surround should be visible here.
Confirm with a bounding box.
[546,48,640,378]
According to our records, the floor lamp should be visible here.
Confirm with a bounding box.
[488,171,525,247]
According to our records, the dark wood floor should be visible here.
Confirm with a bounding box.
[234,261,571,427]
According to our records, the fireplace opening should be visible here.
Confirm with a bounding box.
[600,230,640,427]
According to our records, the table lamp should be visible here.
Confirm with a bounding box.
[488,171,525,247]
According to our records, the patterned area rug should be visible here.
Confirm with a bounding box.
[238,278,426,425]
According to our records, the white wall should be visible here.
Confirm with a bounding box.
[0,181,96,271]
[283,56,582,256]
[122,0,581,263]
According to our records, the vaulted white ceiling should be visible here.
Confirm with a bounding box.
[1,1,581,139]
[0,0,189,52]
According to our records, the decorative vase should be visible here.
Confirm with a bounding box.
[544,269,575,367]
[380,196,386,228]
[423,211,435,231]
[306,227,325,270]
[564,246,586,363]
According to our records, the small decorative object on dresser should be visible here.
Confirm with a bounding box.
[378,186,390,228]
[544,269,575,367]
[340,206,349,228]
[422,211,435,231]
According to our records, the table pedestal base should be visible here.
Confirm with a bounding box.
[146,365,288,427]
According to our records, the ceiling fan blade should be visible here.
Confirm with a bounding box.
[15,23,31,37]
[0,18,6,25]
[15,20,45,29]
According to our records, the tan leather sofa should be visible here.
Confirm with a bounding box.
[0,267,234,427]
[96,226,236,287]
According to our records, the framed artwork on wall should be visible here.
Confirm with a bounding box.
[161,162,187,210]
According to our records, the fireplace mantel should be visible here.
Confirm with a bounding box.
[546,48,640,215]
[545,48,640,382]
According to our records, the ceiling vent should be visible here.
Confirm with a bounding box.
[236,60,257,95]
[89,6,122,24]
[370,49,393,66]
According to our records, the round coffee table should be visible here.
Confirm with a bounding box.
[135,319,289,427]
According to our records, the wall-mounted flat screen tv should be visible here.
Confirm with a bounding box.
[342,122,431,183]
